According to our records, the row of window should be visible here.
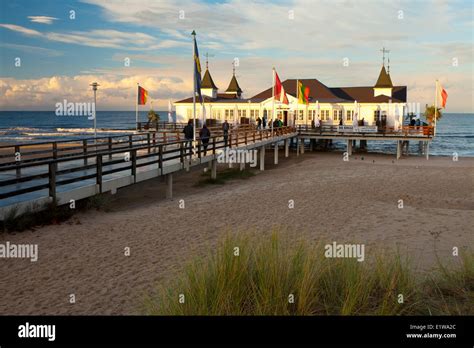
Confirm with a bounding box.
[188,108,388,122]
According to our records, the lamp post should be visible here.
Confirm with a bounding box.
[90,82,100,141]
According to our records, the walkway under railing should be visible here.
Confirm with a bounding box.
[0,126,296,211]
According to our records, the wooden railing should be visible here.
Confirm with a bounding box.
[0,126,296,202]
[297,125,434,137]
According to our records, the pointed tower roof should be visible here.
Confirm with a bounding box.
[226,74,242,94]
[201,68,218,89]
[374,66,393,88]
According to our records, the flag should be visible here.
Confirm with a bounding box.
[274,71,289,104]
[437,81,448,108]
[298,81,310,105]
[137,86,148,105]
[193,34,202,103]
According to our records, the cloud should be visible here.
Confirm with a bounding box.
[0,24,41,37]
[0,24,186,50]
[0,43,63,57]
[27,16,58,25]
[0,74,191,111]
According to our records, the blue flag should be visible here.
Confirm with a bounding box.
[194,35,202,103]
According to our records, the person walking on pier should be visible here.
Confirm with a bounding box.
[199,124,211,155]
[223,120,230,147]
[257,116,262,130]
[183,119,194,155]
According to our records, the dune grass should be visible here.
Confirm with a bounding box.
[144,232,473,315]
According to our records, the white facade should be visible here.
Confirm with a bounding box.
[175,95,406,129]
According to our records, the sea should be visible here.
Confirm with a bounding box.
[0,111,472,157]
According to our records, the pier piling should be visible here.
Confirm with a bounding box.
[166,173,173,199]
[274,143,278,164]
[259,146,265,171]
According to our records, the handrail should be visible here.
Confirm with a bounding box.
[0,126,296,201]
[296,124,434,136]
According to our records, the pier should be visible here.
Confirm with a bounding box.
[0,125,296,218]
[0,123,434,218]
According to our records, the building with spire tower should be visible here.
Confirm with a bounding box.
[174,50,408,128]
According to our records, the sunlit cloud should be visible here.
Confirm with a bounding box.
[27,16,58,25]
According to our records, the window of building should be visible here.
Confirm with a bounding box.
[298,110,304,120]
[346,110,354,121]
[333,110,338,121]
[320,110,329,121]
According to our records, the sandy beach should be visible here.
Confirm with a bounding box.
[0,150,473,315]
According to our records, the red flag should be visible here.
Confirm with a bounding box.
[437,82,448,108]
[274,71,289,104]
[138,86,148,105]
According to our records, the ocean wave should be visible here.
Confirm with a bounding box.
[55,128,134,134]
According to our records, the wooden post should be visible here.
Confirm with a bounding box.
[159,145,164,175]
[83,139,88,165]
[108,137,113,159]
[129,134,133,149]
[396,140,402,160]
[52,142,58,160]
[259,146,265,171]
[285,139,289,158]
[212,137,216,155]
[14,145,21,176]
[198,139,202,159]
[48,162,57,206]
[147,133,151,154]
[296,137,300,157]
[165,173,173,199]
[180,142,184,165]
[274,142,278,164]
[211,159,217,179]
[245,132,248,145]
[52,142,58,171]
[96,154,103,193]
[346,139,352,156]
[131,149,137,183]
[425,141,430,160]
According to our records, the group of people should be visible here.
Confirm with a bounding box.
[409,115,421,127]
[256,115,286,129]
[182,119,231,155]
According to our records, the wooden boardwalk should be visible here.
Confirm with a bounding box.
[0,125,297,218]
[0,123,435,219]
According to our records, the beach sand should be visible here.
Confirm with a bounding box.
[0,150,473,315]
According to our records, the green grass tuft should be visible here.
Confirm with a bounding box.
[144,232,473,316]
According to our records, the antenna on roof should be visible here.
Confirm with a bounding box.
[380,47,390,67]
[205,52,209,69]
[232,60,236,76]
[387,55,390,74]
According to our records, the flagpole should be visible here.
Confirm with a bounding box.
[434,80,438,136]
[296,79,299,129]
[192,31,197,150]
[136,82,139,130]
[271,67,275,137]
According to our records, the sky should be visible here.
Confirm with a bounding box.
[0,0,472,112]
